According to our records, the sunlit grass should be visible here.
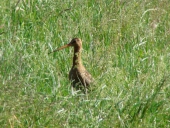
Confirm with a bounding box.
[0,0,170,127]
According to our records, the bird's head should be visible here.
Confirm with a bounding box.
[58,38,82,50]
[48,38,82,54]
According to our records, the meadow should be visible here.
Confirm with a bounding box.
[0,0,170,127]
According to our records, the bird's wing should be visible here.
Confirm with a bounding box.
[79,69,93,86]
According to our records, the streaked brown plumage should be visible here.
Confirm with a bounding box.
[49,38,93,91]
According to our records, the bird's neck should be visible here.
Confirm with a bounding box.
[73,46,82,67]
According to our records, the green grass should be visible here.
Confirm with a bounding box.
[0,0,170,127]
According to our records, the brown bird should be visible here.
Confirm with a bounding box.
[49,38,93,93]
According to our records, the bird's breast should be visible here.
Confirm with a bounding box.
[69,65,93,87]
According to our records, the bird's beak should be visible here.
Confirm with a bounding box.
[48,43,72,54]
[57,43,72,50]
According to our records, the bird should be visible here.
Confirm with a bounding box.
[49,38,93,93]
